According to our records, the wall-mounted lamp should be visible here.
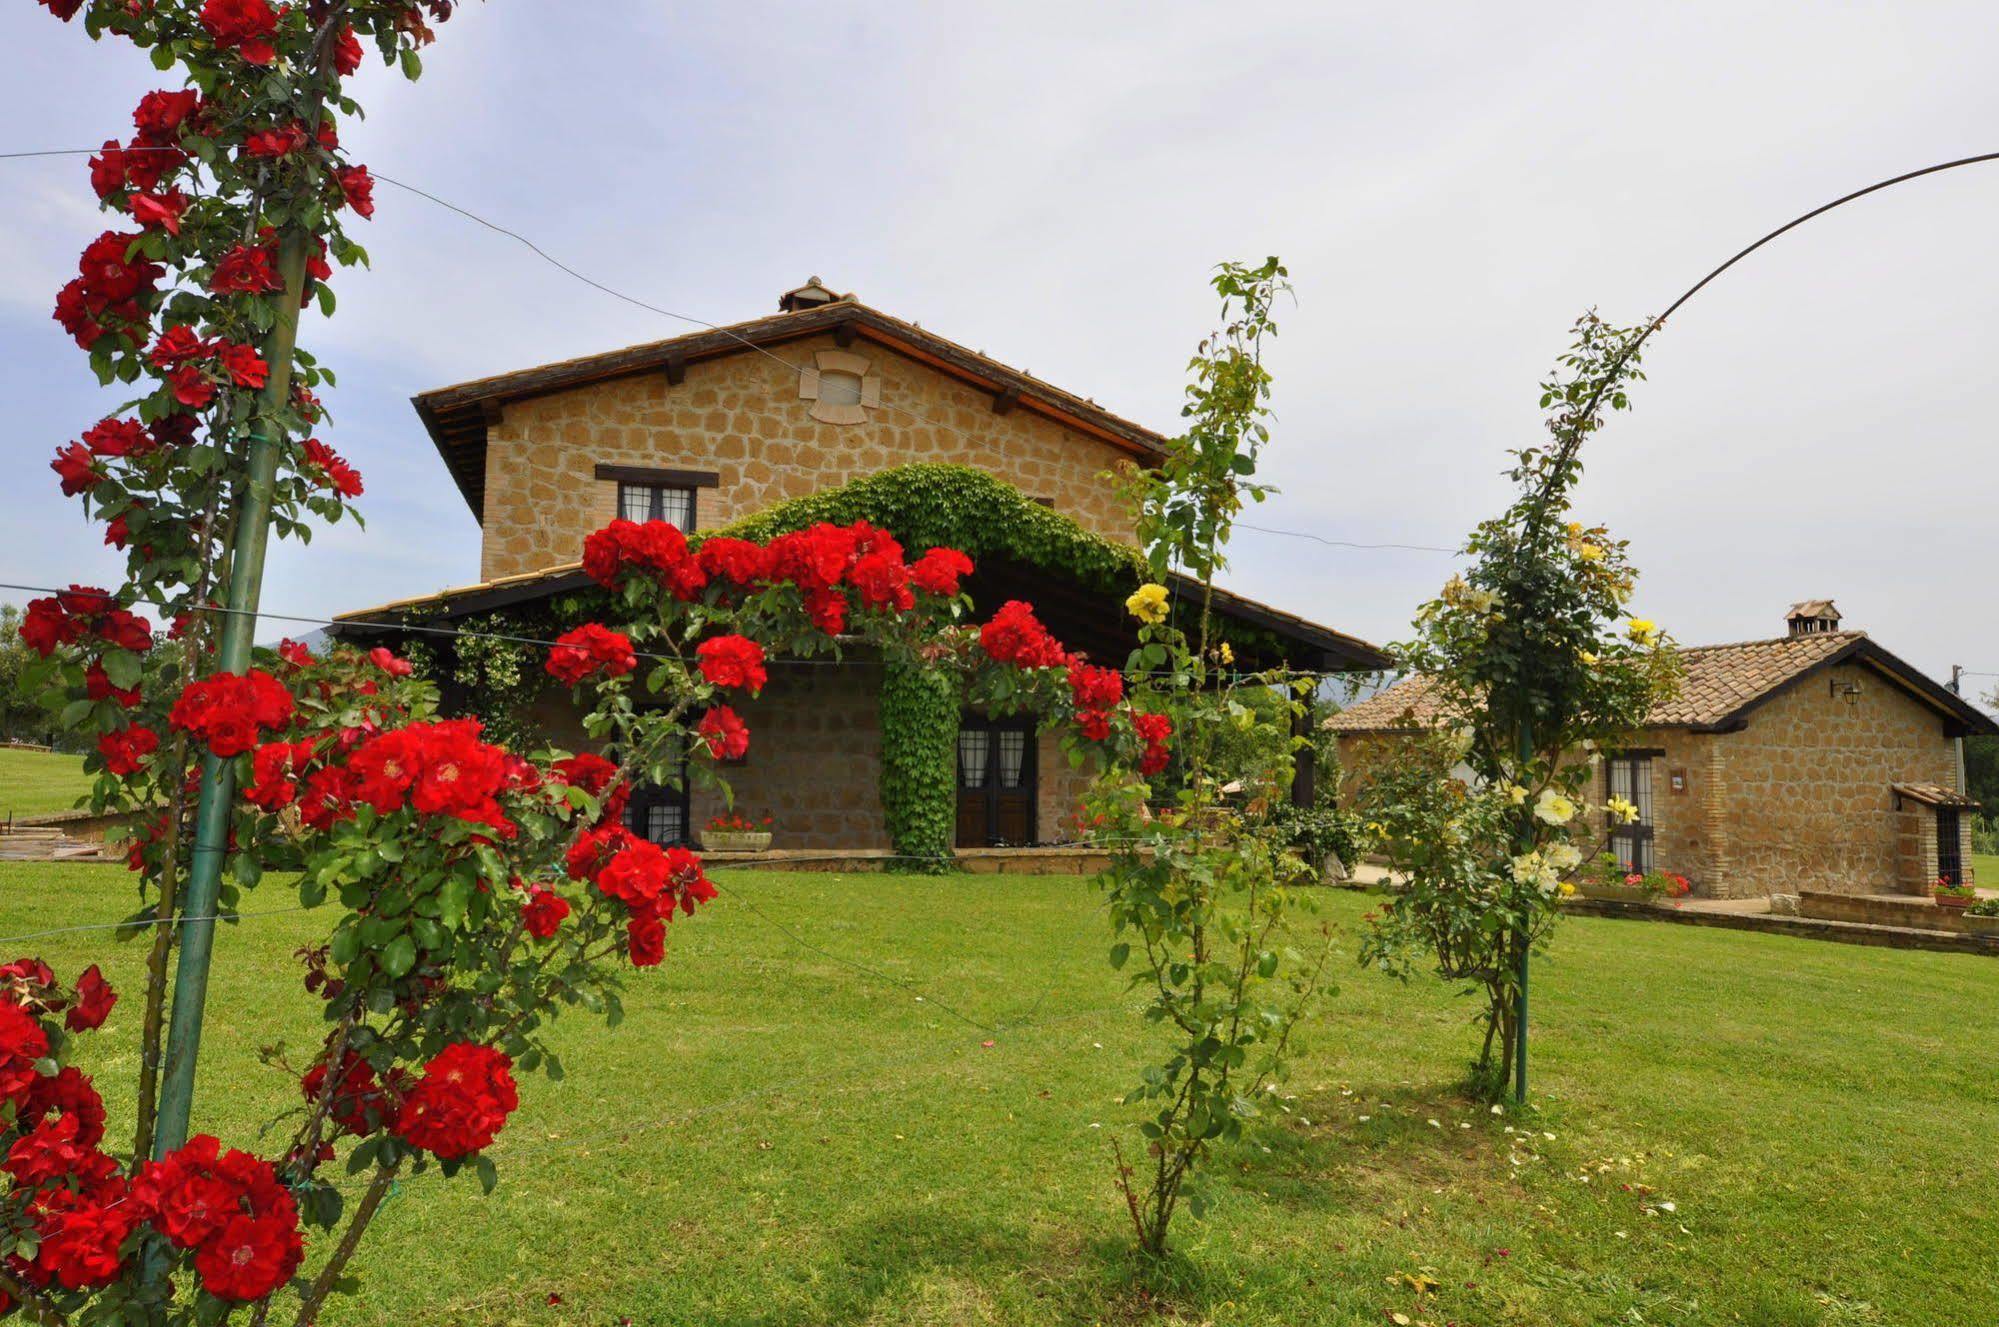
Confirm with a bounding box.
[1830,677,1863,706]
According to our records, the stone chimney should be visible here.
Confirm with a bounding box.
[1785,599,1842,637]
[778,276,843,313]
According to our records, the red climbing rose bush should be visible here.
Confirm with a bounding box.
[20,1,1176,1320]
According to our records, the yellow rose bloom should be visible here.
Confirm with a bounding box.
[1217,641,1234,665]
[1533,788,1577,826]
[1626,617,1660,648]
[1577,543,1605,563]
[1606,795,1639,824]
[1126,583,1170,625]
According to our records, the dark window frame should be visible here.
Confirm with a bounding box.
[616,725,692,848]
[1937,806,1964,886]
[955,713,1038,846]
[1604,751,1657,873]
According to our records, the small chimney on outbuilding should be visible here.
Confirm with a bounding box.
[778,276,843,313]
[1786,599,1842,637]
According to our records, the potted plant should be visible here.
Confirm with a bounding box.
[1964,895,1999,935]
[1933,876,1977,911]
[703,812,773,853]
[1577,856,1688,904]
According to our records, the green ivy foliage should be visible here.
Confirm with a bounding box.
[878,662,959,868]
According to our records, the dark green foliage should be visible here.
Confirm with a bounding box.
[716,463,1146,590]
[878,663,959,869]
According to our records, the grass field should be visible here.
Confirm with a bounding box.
[0,746,91,820]
[2,863,1994,1326]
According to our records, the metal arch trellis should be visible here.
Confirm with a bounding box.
[1507,149,1999,1104]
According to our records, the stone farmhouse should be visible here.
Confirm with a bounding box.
[1327,601,1997,898]
[331,279,1389,853]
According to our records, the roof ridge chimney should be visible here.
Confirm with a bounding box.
[1785,598,1842,637]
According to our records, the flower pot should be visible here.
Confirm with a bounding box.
[1580,882,1653,904]
[703,830,772,853]
[1963,912,1999,936]
[1933,891,1974,912]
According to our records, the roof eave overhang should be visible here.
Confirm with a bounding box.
[413,302,1171,524]
[1688,637,1999,737]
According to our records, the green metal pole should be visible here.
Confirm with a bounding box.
[1514,718,1534,1106]
[152,230,310,1159]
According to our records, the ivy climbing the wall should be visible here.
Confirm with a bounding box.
[878,661,960,867]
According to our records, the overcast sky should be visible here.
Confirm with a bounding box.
[5,4,1996,699]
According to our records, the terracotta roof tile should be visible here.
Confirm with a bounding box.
[1326,630,1871,733]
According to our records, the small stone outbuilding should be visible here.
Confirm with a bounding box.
[1327,602,1997,899]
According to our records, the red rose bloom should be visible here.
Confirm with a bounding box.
[18,1066,106,1150]
[979,601,1068,669]
[336,164,376,218]
[199,0,281,65]
[301,438,363,497]
[1132,711,1173,775]
[83,417,153,457]
[133,89,201,139]
[546,623,638,686]
[301,1051,401,1136]
[243,740,314,810]
[168,363,217,408]
[910,547,974,596]
[1067,662,1125,711]
[128,189,189,234]
[334,24,363,74]
[97,726,158,777]
[369,645,414,677]
[696,705,750,761]
[51,442,99,496]
[694,536,774,588]
[565,821,636,882]
[803,587,848,635]
[208,244,281,295]
[0,1000,53,1106]
[522,886,570,939]
[848,551,914,612]
[696,634,767,694]
[550,752,620,795]
[168,669,295,757]
[215,342,269,389]
[149,325,208,369]
[393,1043,519,1159]
[77,229,161,302]
[1077,709,1112,742]
[65,965,116,1033]
[30,1179,139,1290]
[195,1214,303,1301]
[243,123,308,159]
[626,909,665,967]
[5,1110,100,1187]
[85,661,141,708]
[580,518,708,598]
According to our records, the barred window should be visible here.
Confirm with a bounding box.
[619,482,695,530]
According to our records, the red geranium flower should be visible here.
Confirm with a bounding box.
[696,634,766,694]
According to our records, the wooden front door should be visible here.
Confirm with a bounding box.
[955,717,1036,847]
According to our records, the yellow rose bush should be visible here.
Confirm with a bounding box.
[1356,313,1681,1101]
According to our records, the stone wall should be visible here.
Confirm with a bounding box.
[524,664,1095,856]
[479,332,1140,580]
[1705,661,1964,897]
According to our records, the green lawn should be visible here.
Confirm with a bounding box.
[1975,853,1999,887]
[0,746,92,820]
[5,864,1995,1326]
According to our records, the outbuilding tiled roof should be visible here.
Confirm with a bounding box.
[1325,629,1998,737]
